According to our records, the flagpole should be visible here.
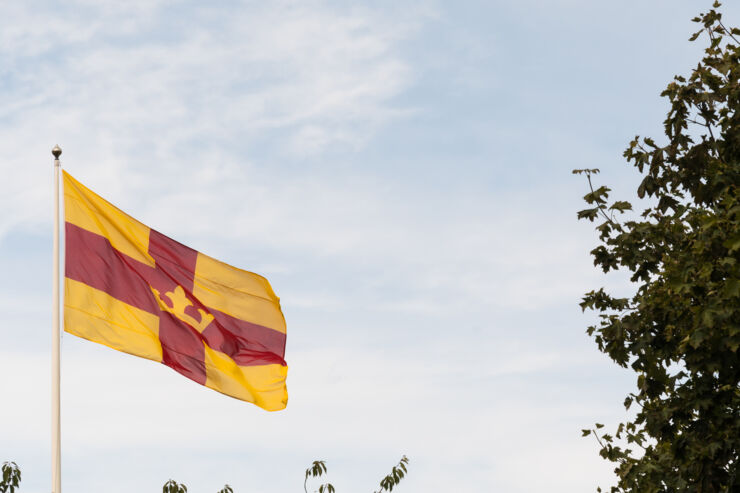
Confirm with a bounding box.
[51,144,62,493]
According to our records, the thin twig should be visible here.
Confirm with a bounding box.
[718,20,740,44]
[585,172,620,227]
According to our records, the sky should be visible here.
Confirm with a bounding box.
[1,1,738,492]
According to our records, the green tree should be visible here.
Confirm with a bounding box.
[303,456,409,493]
[159,455,409,493]
[162,479,187,493]
[575,2,739,491]
[303,460,335,493]
[373,456,409,493]
[0,462,21,493]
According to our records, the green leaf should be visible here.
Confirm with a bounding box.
[609,201,633,213]
[723,233,740,252]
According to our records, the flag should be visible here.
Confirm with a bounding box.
[63,171,288,411]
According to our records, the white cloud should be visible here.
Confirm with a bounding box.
[0,0,423,240]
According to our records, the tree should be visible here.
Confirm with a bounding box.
[0,462,21,493]
[162,481,232,493]
[162,479,188,493]
[304,460,335,493]
[374,455,409,493]
[0,456,408,492]
[160,456,410,493]
[303,456,409,493]
[575,2,739,491]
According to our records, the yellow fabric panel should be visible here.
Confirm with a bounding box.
[203,344,288,411]
[64,278,163,362]
[193,253,286,333]
[63,171,154,266]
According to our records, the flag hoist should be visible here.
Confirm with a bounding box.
[50,146,289,492]
[51,145,62,493]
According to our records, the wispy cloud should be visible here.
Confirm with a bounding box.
[0,0,425,238]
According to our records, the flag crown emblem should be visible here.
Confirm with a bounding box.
[150,285,214,333]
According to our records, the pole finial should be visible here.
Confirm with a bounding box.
[51,145,62,159]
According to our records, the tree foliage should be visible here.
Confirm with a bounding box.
[575,2,739,491]
[0,462,21,493]
[303,456,410,493]
[1,456,408,492]
[304,460,335,493]
[374,456,409,493]
[162,479,188,493]
[156,456,410,493]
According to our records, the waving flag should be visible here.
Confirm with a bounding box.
[63,171,288,411]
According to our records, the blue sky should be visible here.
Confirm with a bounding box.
[1,1,738,492]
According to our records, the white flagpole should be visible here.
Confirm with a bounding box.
[51,144,62,493]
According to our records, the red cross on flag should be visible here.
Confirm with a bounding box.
[62,171,288,411]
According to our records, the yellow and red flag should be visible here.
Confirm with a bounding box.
[62,171,288,411]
